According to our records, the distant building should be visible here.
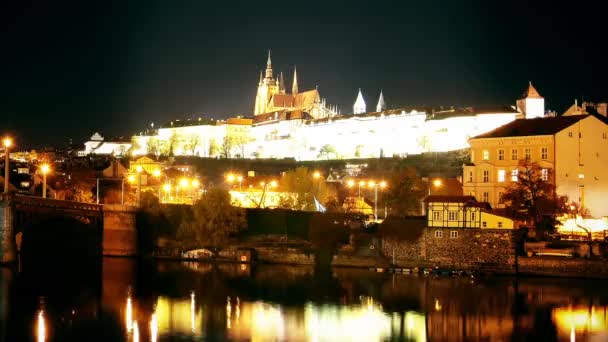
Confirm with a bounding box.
[516,82,545,119]
[425,195,514,229]
[463,114,608,218]
[80,132,131,157]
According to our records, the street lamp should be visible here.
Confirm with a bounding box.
[135,166,143,207]
[3,137,12,193]
[40,164,50,199]
[428,178,442,196]
[369,180,387,221]
[358,180,366,199]
[236,175,243,190]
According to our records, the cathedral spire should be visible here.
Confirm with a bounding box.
[292,66,299,95]
[280,72,285,93]
[265,50,273,79]
[259,70,263,84]
[376,90,386,112]
[354,89,366,114]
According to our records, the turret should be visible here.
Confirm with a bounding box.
[376,90,386,112]
[354,89,366,114]
[265,50,273,79]
[292,66,299,95]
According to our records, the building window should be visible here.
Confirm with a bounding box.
[498,170,505,182]
[498,149,505,160]
[435,230,443,238]
[482,150,489,160]
[511,149,518,160]
[498,222,503,228]
[482,192,489,202]
[482,221,487,228]
[524,148,531,160]
[511,169,519,182]
[541,147,548,160]
[541,168,549,181]
[468,171,473,183]
[498,191,504,204]
[432,211,441,221]
[448,211,458,221]
[603,132,607,139]
[450,231,459,238]
[483,170,489,183]
[471,212,476,221]
[569,131,573,137]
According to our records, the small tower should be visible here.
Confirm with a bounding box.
[353,89,366,114]
[516,81,545,119]
[279,72,285,94]
[265,50,273,79]
[292,66,299,95]
[376,90,386,112]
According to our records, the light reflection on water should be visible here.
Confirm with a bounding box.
[3,259,608,341]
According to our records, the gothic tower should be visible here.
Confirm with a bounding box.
[254,50,280,115]
[353,89,366,114]
[376,90,386,112]
[292,66,299,95]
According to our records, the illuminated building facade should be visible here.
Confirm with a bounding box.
[131,54,550,161]
[463,114,608,218]
[80,132,132,157]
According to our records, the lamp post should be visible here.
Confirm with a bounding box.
[3,137,12,193]
[237,175,243,191]
[428,178,442,196]
[369,180,387,221]
[312,171,321,198]
[40,164,50,199]
[135,165,143,207]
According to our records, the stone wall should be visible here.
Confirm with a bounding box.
[424,228,514,270]
[382,227,515,271]
[103,204,137,256]
[0,202,15,264]
[517,257,608,278]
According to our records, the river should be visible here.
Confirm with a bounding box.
[1,258,607,341]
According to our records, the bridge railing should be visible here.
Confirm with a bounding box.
[12,195,104,213]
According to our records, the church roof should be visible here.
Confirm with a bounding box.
[269,89,320,110]
[471,115,590,139]
[521,82,543,99]
[253,109,314,124]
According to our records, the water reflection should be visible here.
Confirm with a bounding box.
[2,259,608,341]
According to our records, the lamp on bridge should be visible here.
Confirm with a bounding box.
[3,137,12,194]
[40,164,50,199]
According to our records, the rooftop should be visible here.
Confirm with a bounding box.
[471,115,589,139]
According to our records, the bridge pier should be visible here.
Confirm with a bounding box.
[103,204,138,256]
[0,199,16,264]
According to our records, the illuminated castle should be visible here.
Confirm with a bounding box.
[132,53,545,161]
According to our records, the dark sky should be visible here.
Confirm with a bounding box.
[1,0,607,147]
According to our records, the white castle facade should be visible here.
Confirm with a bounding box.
[131,54,545,160]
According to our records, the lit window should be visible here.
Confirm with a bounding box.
[483,170,489,183]
[511,169,519,182]
[498,149,504,161]
[482,150,489,160]
[448,211,458,221]
[482,192,489,202]
[497,170,505,182]
[524,148,531,160]
[511,149,518,160]
[482,221,487,228]
[468,171,473,183]
[541,147,548,160]
[450,231,459,238]
[432,211,441,221]
[435,230,443,238]
[498,222,503,228]
[541,168,549,181]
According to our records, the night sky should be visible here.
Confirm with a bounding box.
[1,1,606,147]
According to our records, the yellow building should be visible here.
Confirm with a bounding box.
[463,114,608,218]
[425,195,514,229]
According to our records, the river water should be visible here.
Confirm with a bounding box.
[1,258,607,341]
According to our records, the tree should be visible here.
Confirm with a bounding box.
[167,132,179,156]
[502,161,566,233]
[317,144,338,160]
[208,138,219,157]
[185,134,200,156]
[220,135,237,158]
[383,167,427,216]
[176,188,247,248]
[277,167,332,211]
[147,137,161,158]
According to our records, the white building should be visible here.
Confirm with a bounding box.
[79,132,132,157]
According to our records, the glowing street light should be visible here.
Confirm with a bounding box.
[429,178,442,196]
[40,164,50,199]
[192,179,200,188]
[3,137,12,193]
[368,180,388,221]
[313,171,321,179]
[226,174,236,183]
[179,178,189,188]
[270,180,278,188]
[152,169,161,178]
[347,179,355,187]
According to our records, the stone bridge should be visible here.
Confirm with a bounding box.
[0,193,137,264]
